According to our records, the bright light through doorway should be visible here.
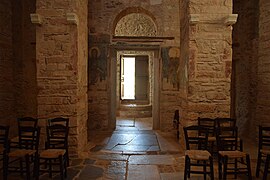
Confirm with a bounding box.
[122,57,135,100]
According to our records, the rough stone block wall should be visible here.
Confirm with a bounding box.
[89,0,181,132]
[256,0,270,126]
[185,0,233,124]
[232,0,259,138]
[0,0,15,127]
[36,0,88,157]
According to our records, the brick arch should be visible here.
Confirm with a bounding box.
[112,7,158,36]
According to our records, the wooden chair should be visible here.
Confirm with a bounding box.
[184,125,214,180]
[4,126,40,180]
[256,125,270,180]
[10,117,38,148]
[36,123,69,180]
[48,117,69,166]
[217,126,252,180]
[216,117,243,152]
[0,126,9,172]
[198,117,216,155]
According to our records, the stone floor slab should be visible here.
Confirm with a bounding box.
[129,155,175,165]
[160,172,182,180]
[127,165,160,180]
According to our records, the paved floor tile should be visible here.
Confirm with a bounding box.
[129,155,175,165]
[127,165,160,180]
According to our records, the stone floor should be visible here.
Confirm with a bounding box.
[2,117,264,179]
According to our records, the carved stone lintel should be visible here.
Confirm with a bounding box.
[67,13,79,25]
[30,13,42,25]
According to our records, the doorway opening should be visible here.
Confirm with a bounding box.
[116,51,154,130]
[121,57,135,100]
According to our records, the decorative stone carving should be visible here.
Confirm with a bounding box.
[115,13,157,36]
[30,13,42,25]
[67,13,79,25]
[189,14,200,25]
[224,14,238,26]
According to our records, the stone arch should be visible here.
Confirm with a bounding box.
[112,7,158,36]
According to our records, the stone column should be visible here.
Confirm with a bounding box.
[35,0,88,157]
[185,0,234,124]
[256,0,270,126]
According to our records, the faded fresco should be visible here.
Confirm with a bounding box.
[162,47,180,90]
[88,34,109,86]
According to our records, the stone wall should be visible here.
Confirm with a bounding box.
[232,0,259,138]
[36,0,88,157]
[256,0,270,126]
[88,0,181,132]
[0,0,15,126]
[185,0,233,124]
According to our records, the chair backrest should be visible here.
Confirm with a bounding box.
[0,126,9,150]
[48,117,69,128]
[17,117,38,128]
[18,126,40,150]
[46,124,69,149]
[216,118,236,128]
[198,117,216,137]
[216,126,238,151]
[258,126,270,151]
[184,125,209,150]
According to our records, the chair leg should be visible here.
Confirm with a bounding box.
[184,155,189,180]
[209,156,214,180]
[35,154,40,180]
[218,154,222,179]
[263,154,270,180]
[256,152,262,177]
[223,156,228,180]
[234,158,237,179]
[246,154,252,180]
[25,154,30,180]
[20,158,24,177]
[203,160,207,180]
[49,159,52,178]
[3,153,8,180]
[59,155,64,180]
[65,150,69,167]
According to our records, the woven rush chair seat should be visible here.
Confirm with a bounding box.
[8,149,36,158]
[219,150,247,158]
[39,149,66,159]
[185,150,211,160]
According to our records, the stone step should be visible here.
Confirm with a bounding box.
[117,104,152,118]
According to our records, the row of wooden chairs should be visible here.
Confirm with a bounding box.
[184,117,252,180]
[0,117,69,180]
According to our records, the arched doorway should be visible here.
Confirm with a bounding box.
[109,8,161,130]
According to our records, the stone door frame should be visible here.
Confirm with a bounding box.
[109,45,160,130]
